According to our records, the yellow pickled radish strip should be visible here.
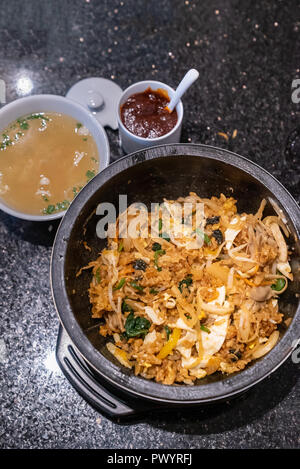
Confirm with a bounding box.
[198,310,206,320]
[248,341,257,350]
[106,342,132,369]
[204,247,219,256]
[116,348,130,362]
[157,327,181,360]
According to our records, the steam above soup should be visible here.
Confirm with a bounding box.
[0,112,99,215]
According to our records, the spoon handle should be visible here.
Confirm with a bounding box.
[167,68,199,112]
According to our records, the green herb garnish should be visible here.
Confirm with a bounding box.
[200,325,211,334]
[118,240,124,252]
[152,242,162,251]
[27,113,49,121]
[159,232,170,242]
[86,169,95,181]
[14,131,23,140]
[76,122,83,129]
[113,278,126,290]
[72,186,83,197]
[178,275,193,293]
[150,288,159,294]
[164,325,171,340]
[195,228,211,245]
[43,199,70,215]
[130,281,144,292]
[271,277,286,292]
[1,114,50,150]
[18,120,29,130]
[158,218,163,232]
[122,300,134,314]
[124,312,151,338]
[43,204,55,214]
[27,113,47,120]
[95,268,101,284]
[0,133,13,149]
[154,249,165,271]
[55,200,70,211]
[204,233,211,245]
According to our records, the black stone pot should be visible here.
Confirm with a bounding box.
[51,144,300,406]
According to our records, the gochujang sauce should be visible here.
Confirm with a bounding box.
[120,87,178,139]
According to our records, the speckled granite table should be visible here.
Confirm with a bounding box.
[0,0,299,449]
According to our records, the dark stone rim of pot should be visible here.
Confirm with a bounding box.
[51,143,300,405]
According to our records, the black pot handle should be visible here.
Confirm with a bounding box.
[56,326,140,420]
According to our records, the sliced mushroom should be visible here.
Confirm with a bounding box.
[250,286,273,302]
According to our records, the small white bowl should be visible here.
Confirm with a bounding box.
[0,94,110,221]
[117,80,183,154]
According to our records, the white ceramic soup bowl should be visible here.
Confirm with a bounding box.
[117,80,183,154]
[0,94,110,221]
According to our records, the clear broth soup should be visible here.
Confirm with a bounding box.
[0,112,99,215]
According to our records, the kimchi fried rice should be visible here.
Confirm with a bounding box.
[80,193,293,385]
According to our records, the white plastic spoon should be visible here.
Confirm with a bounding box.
[166,68,199,113]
